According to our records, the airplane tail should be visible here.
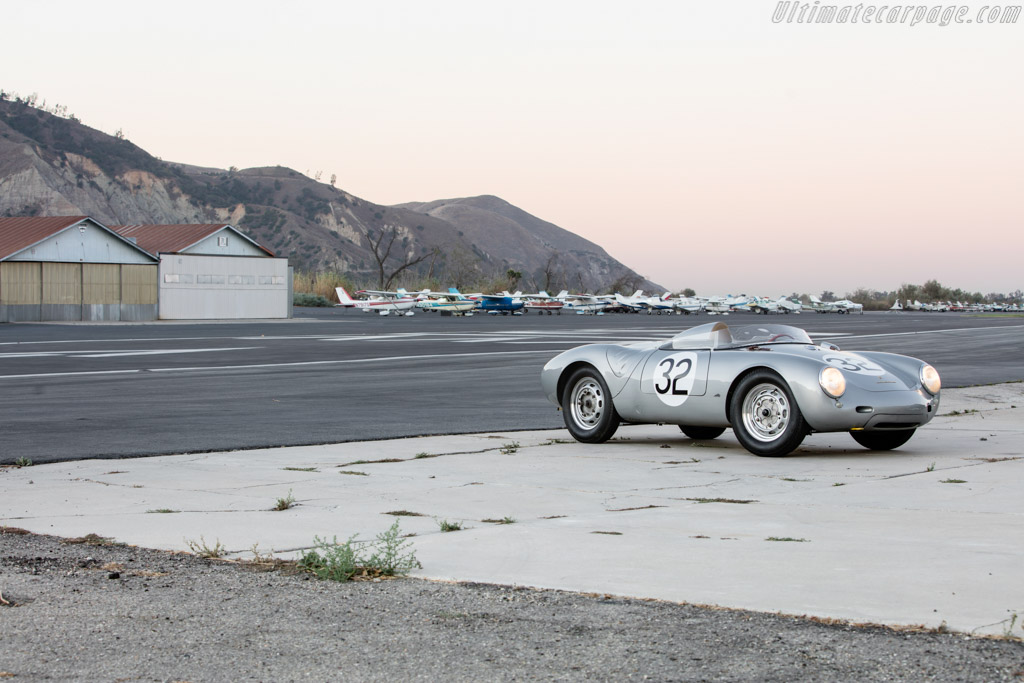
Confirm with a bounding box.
[336,287,356,305]
[556,290,568,299]
[632,290,644,299]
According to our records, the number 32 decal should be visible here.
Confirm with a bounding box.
[823,354,885,376]
[652,352,697,406]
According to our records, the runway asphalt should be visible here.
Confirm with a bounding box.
[1,310,1022,464]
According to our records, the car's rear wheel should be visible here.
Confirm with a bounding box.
[730,370,808,457]
[561,367,619,443]
[850,429,916,451]
[679,425,726,440]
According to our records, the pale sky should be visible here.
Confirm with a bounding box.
[6,0,1022,295]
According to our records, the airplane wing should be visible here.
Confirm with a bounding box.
[357,289,410,299]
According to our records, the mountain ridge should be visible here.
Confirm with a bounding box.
[0,96,660,293]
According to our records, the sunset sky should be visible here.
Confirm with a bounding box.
[6,0,1022,295]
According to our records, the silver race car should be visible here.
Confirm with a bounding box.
[541,322,941,456]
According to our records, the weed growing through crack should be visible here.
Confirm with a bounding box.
[766,537,809,542]
[273,489,296,511]
[941,409,979,416]
[340,458,404,467]
[14,457,32,467]
[384,510,426,517]
[1002,613,1022,640]
[926,462,936,472]
[63,533,124,547]
[686,497,756,504]
[437,519,464,532]
[482,516,516,524]
[282,467,318,472]
[146,508,179,514]
[185,536,226,558]
[298,520,420,581]
[941,479,967,484]
[338,470,368,476]
[499,442,521,455]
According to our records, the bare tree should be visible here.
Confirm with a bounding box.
[358,223,438,290]
[444,246,482,291]
[541,252,563,292]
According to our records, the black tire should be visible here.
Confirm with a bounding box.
[560,367,620,443]
[679,425,726,440]
[850,429,916,451]
[729,370,808,457]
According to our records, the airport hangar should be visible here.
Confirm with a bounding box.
[0,216,289,322]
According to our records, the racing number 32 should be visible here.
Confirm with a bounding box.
[655,357,692,395]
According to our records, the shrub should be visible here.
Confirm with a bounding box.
[298,520,420,581]
[293,292,335,307]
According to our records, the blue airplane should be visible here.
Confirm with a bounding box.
[449,288,525,315]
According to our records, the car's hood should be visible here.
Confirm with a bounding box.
[767,344,916,392]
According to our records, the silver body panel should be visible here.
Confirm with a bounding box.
[541,325,939,433]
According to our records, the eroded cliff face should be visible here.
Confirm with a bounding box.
[0,144,211,224]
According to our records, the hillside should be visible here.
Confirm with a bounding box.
[0,96,659,293]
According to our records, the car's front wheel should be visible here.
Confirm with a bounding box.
[679,425,726,440]
[850,429,916,451]
[561,367,620,443]
[730,370,808,456]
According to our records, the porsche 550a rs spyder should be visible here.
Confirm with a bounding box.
[540,322,941,457]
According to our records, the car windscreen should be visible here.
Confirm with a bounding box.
[719,325,813,348]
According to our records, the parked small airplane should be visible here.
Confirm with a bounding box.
[804,296,838,313]
[562,294,611,315]
[639,292,677,315]
[336,287,417,315]
[466,290,524,315]
[523,290,568,315]
[415,290,476,315]
[671,296,704,315]
[613,290,649,313]
[833,299,864,314]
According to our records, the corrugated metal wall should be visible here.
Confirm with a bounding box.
[120,264,158,321]
[158,255,288,319]
[0,263,158,322]
[0,262,42,321]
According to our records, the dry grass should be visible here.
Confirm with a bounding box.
[292,270,355,301]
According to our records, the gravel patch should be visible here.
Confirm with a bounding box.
[1,529,1022,681]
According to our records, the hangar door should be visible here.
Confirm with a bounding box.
[158,254,288,319]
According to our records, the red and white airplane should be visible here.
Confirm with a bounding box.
[335,287,418,315]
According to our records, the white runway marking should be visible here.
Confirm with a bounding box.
[0,350,552,380]
[0,347,256,359]
[74,347,257,358]
[0,369,142,379]
[819,324,1024,341]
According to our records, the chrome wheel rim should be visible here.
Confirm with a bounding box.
[570,377,605,430]
[742,383,790,442]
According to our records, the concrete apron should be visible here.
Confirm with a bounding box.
[3,384,1022,638]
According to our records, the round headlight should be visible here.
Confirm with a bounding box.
[920,364,941,395]
[819,366,846,399]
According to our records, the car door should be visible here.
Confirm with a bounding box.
[630,348,711,422]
